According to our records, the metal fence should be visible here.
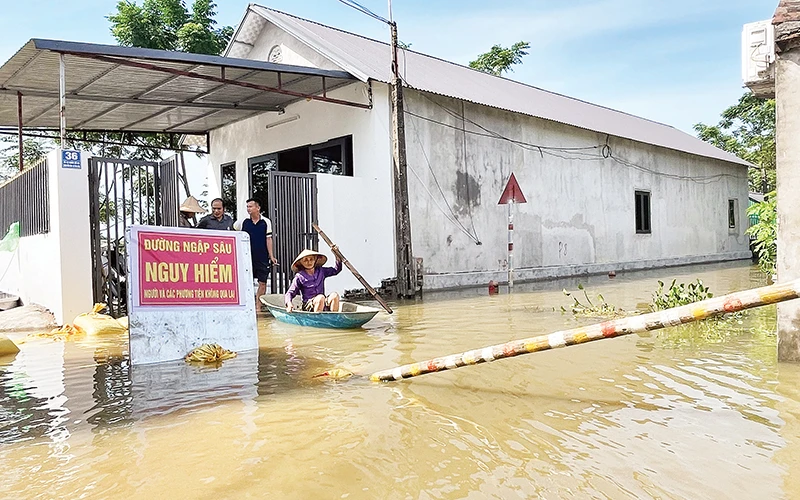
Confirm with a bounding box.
[88,157,180,317]
[267,171,318,293]
[0,158,49,237]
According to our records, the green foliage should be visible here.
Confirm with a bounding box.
[561,283,624,318]
[108,0,231,54]
[469,41,530,76]
[0,136,51,182]
[693,93,775,193]
[651,279,713,311]
[746,191,777,277]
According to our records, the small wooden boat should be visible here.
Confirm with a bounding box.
[260,294,381,329]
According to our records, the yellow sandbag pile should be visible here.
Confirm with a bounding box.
[0,334,20,357]
[73,303,127,336]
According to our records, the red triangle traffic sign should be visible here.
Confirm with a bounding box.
[498,173,527,205]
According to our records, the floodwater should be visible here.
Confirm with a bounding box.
[2,261,800,499]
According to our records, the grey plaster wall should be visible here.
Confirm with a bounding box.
[404,91,751,289]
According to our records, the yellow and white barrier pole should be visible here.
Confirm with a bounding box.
[370,279,800,382]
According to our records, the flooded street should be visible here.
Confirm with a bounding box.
[2,261,800,499]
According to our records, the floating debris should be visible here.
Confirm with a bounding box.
[312,368,354,380]
[184,343,237,364]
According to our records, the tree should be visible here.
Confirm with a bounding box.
[0,136,51,182]
[109,0,232,54]
[694,93,775,193]
[469,41,530,76]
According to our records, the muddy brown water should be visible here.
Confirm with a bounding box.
[2,261,799,499]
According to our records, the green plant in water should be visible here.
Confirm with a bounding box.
[650,280,747,342]
[746,191,777,278]
[561,283,624,318]
[650,279,713,311]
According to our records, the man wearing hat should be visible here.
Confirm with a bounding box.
[179,196,205,227]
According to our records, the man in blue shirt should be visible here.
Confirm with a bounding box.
[235,198,278,310]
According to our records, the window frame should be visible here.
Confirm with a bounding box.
[635,190,651,234]
[309,136,353,176]
[219,161,237,220]
[728,199,738,230]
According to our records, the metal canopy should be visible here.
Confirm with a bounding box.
[0,39,366,135]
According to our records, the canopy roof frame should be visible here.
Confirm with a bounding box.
[0,39,370,140]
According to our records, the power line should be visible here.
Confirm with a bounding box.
[403,91,743,184]
[406,108,482,244]
[336,0,391,24]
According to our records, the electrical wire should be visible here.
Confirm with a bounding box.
[406,107,482,244]
[403,88,743,184]
[336,0,391,24]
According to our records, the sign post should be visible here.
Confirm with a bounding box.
[126,225,258,365]
[497,173,527,290]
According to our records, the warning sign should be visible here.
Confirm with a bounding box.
[498,173,527,205]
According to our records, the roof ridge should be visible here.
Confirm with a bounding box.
[251,4,678,131]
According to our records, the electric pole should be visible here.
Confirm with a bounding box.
[388,7,417,298]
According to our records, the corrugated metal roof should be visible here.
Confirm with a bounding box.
[248,4,750,167]
[0,39,362,135]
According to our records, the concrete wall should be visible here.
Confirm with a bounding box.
[776,47,800,361]
[0,149,93,324]
[207,82,395,291]
[403,91,751,289]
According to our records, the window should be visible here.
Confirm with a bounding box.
[246,136,354,215]
[220,162,237,220]
[728,199,738,229]
[310,136,352,176]
[635,190,651,234]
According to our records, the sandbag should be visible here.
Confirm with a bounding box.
[116,316,129,329]
[0,334,20,356]
[73,303,127,336]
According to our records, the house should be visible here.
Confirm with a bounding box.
[207,4,751,293]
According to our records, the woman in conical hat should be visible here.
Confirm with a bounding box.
[179,196,206,227]
[284,248,343,312]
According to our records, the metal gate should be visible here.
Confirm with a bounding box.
[266,171,318,293]
[88,156,180,317]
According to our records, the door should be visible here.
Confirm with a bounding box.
[266,171,318,293]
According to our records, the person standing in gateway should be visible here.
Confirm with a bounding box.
[197,198,235,230]
[235,198,278,309]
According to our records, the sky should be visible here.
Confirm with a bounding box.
[0,0,779,196]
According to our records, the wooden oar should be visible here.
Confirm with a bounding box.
[313,223,393,314]
[369,278,800,382]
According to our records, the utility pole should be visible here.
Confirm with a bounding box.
[337,0,418,297]
[388,3,417,298]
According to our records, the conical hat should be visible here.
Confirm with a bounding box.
[179,196,206,213]
[291,249,327,272]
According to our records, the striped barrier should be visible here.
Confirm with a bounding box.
[369,279,800,382]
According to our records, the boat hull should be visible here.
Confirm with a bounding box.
[260,295,380,329]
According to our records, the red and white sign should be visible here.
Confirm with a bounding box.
[498,173,527,205]
[137,230,240,306]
